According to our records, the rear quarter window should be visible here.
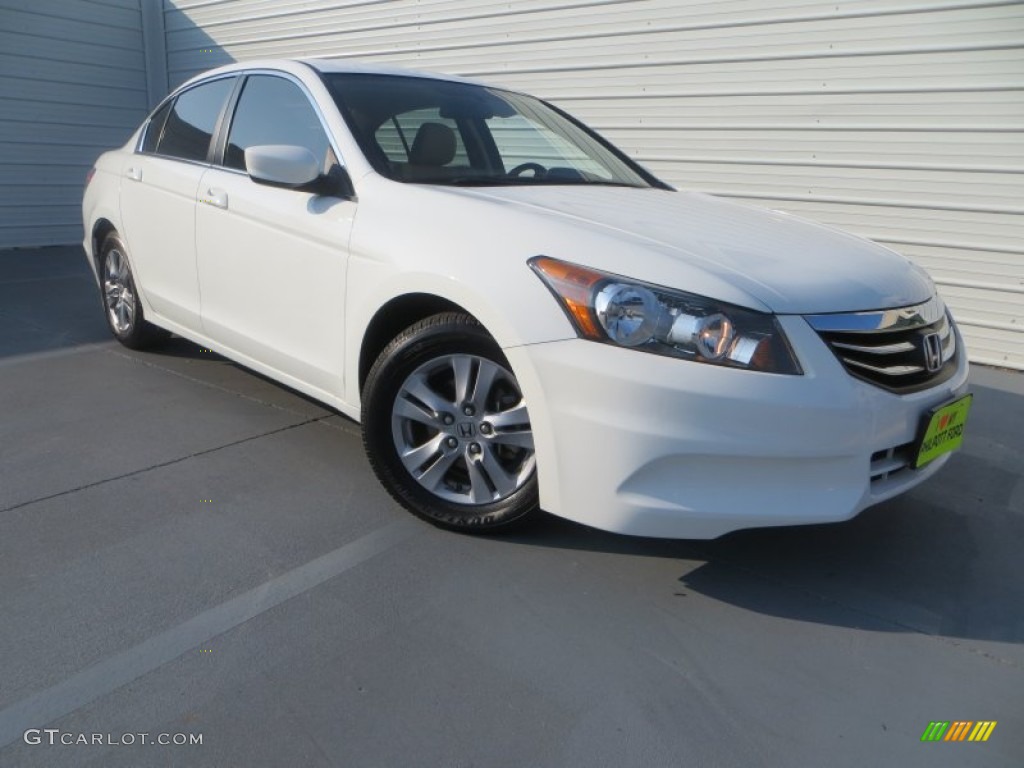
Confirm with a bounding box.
[140,101,171,154]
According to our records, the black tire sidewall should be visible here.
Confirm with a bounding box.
[362,313,539,532]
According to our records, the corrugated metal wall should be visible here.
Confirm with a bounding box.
[0,0,151,248]
[3,0,1019,368]
[165,0,1024,370]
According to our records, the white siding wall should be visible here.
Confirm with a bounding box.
[4,2,1016,366]
[0,0,152,248]
[80,1,1024,368]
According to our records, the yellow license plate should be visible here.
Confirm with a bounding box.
[914,394,972,469]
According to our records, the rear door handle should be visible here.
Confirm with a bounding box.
[125,166,142,182]
[202,188,228,209]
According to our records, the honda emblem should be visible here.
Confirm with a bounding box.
[922,332,942,372]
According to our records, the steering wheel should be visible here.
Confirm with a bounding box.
[507,162,547,178]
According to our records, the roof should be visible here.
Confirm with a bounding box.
[301,58,486,86]
[178,58,489,91]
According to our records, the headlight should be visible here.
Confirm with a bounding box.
[529,256,802,375]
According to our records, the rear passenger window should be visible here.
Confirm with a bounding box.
[224,76,331,173]
[141,101,171,153]
[156,78,234,163]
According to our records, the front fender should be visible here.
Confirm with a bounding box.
[343,176,584,409]
[343,261,575,409]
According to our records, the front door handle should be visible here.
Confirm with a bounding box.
[202,188,228,209]
[125,166,142,182]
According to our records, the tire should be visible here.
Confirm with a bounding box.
[98,232,168,350]
[362,312,540,533]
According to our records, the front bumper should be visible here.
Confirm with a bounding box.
[505,314,969,539]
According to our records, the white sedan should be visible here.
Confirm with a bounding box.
[82,59,970,538]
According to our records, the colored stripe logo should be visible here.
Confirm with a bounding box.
[921,721,996,742]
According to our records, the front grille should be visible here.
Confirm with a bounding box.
[805,297,958,394]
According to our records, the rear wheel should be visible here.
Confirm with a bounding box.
[99,232,168,349]
[362,312,539,532]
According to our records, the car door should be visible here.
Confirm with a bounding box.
[118,77,235,331]
[195,73,355,397]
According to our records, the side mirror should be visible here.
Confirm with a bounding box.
[245,145,320,188]
[244,145,355,199]
[314,164,356,199]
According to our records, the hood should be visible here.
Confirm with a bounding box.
[443,185,933,315]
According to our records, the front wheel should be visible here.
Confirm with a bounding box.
[362,312,540,532]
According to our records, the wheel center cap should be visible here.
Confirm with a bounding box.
[456,422,476,438]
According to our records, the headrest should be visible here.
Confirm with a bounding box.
[409,122,456,167]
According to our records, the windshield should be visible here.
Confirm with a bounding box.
[323,73,657,188]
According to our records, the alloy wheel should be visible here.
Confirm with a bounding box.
[103,248,136,335]
[390,354,535,505]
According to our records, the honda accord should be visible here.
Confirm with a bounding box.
[82,59,971,538]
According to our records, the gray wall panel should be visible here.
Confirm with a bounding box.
[0,0,149,250]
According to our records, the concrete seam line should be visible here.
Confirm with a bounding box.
[0,518,422,749]
[0,416,329,516]
[104,348,327,418]
[0,342,117,369]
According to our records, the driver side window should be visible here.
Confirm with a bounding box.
[225,75,333,174]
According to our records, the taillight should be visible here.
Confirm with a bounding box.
[85,167,96,187]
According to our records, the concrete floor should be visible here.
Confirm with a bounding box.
[0,246,1021,767]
